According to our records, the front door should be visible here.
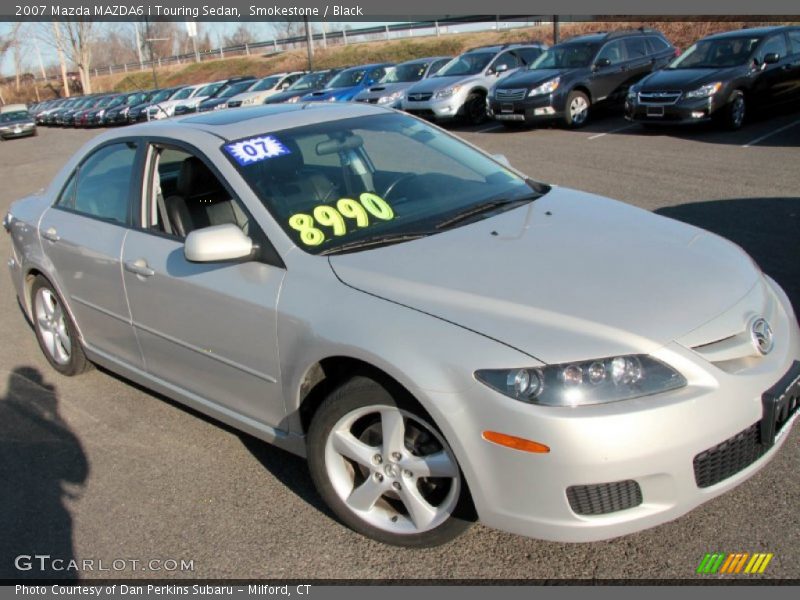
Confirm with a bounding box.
[121,144,287,427]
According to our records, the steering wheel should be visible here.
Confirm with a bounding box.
[381,173,416,201]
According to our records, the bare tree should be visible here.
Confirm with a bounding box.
[223,24,256,47]
[271,21,303,47]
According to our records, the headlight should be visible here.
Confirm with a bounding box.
[627,86,639,101]
[120,107,130,115]
[286,96,301,103]
[213,103,226,110]
[685,82,722,99]
[378,91,404,104]
[528,77,560,97]
[434,85,461,99]
[96,109,105,117]
[327,96,337,102]
[475,355,686,407]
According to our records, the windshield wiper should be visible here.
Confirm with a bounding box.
[435,195,538,230]
[320,232,433,256]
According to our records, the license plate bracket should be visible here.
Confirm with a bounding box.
[501,103,514,113]
[761,361,800,447]
[646,105,665,117]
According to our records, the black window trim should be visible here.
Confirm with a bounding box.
[52,136,144,229]
[140,135,286,270]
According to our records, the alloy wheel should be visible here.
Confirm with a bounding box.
[34,287,72,365]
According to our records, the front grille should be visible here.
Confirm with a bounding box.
[638,91,682,105]
[495,88,527,101]
[693,423,764,488]
[407,92,433,102]
[405,109,436,119]
[566,480,643,515]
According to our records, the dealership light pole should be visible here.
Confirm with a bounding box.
[304,16,314,71]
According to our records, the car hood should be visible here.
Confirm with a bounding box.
[328,188,760,364]
[408,74,479,93]
[304,86,362,101]
[357,82,414,98]
[639,67,743,90]
[0,117,34,126]
[498,68,573,89]
[266,89,314,103]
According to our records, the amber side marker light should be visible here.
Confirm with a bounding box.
[482,431,550,453]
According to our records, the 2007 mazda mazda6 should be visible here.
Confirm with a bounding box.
[5,103,799,547]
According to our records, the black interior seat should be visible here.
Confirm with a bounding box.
[164,157,232,237]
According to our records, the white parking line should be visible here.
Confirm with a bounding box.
[741,119,800,148]
[587,124,636,140]
[474,124,505,133]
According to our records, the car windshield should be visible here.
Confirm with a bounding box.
[173,87,196,100]
[219,81,254,97]
[107,95,125,108]
[151,90,175,103]
[126,93,146,105]
[251,76,282,91]
[227,112,544,255]
[529,43,597,69]
[0,111,30,122]
[379,63,427,83]
[328,69,368,88]
[668,37,761,69]
[288,71,331,91]
[197,82,223,96]
[435,52,494,77]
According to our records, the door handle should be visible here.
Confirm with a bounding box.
[41,227,60,242]
[124,258,155,278]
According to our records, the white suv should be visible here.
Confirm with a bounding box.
[401,43,546,124]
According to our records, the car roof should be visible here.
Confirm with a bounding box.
[97,103,390,143]
[341,63,394,72]
[399,56,451,65]
[464,42,544,53]
[705,25,799,40]
[0,103,28,113]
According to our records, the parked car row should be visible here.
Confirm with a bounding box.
[22,25,800,135]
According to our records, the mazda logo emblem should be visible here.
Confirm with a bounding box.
[750,318,774,355]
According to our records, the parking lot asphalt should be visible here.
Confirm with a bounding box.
[0,112,798,581]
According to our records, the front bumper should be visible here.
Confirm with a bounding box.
[625,95,726,125]
[418,278,800,542]
[0,128,36,139]
[402,92,468,121]
[487,92,566,124]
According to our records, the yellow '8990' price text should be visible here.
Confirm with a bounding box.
[289,193,395,246]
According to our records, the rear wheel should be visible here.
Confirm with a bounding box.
[464,92,488,125]
[307,375,474,547]
[31,276,90,376]
[564,90,591,128]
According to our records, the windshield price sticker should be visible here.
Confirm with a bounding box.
[224,136,291,166]
[289,193,395,246]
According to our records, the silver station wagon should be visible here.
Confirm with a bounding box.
[5,103,800,547]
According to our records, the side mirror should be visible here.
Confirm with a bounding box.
[493,63,509,75]
[281,82,290,90]
[184,224,254,263]
[492,153,511,167]
[594,57,612,70]
[763,52,780,65]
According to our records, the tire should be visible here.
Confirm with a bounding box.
[719,90,746,131]
[464,92,488,125]
[563,90,591,128]
[31,276,91,376]
[307,375,474,547]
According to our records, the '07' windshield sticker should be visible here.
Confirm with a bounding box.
[224,136,290,166]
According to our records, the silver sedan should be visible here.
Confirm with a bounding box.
[5,103,800,547]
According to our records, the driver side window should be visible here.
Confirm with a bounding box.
[145,145,250,240]
[757,34,788,62]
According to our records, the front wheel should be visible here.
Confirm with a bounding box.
[307,375,474,547]
[564,90,591,128]
[719,90,746,130]
[464,92,488,125]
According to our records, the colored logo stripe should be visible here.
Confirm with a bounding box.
[697,553,773,574]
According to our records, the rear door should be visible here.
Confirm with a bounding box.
[786,29,800,102]
[38,140,144,368]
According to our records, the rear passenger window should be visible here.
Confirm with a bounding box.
[789,31,800,54]
[624,37,649,58]
[647,36,671,53]
[516,47,544,65]
[63,142,137,224]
